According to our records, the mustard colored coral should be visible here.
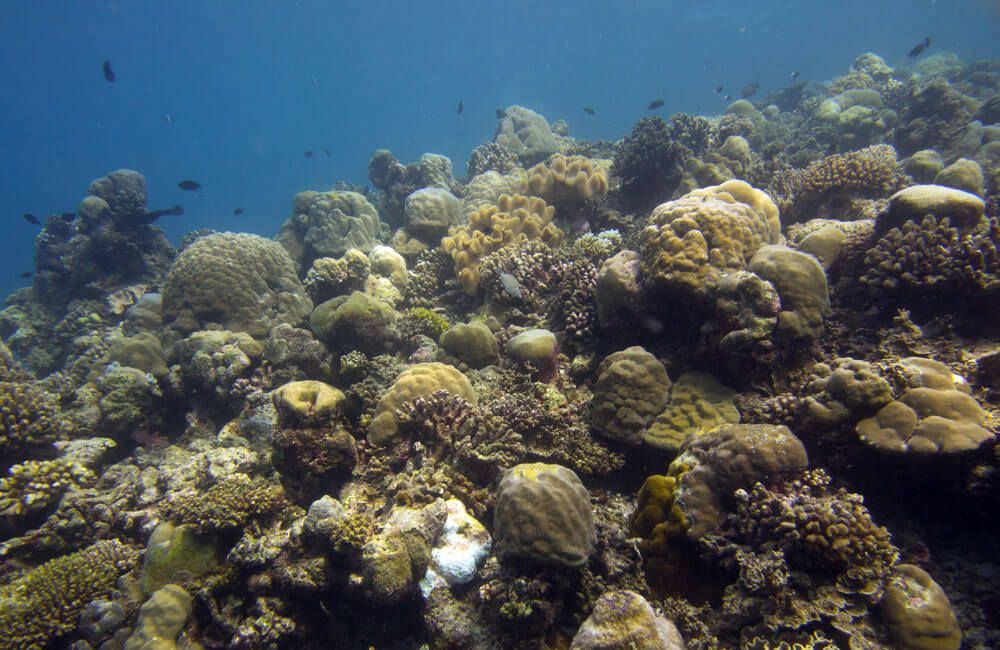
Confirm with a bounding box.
[526,154,610,204]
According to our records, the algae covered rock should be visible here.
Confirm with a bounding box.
[882,564,961,650]
[361,501,448,604]
[590,346,671,446]
[493,462,595,569]
[570,590,686,650]
[438,320,499,369]
[162,232,312,338]
[595,250,643,329]
[368,362,477,444]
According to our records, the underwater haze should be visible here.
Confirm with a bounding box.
[1,0,996,297]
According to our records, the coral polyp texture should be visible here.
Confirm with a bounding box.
[161,232,313,338]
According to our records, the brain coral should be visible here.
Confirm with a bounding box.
[855,386,994,454]
[493,462,595,569]
[590,346,671,446]
[277,190,382,268]
[639,181,781,304]
[526,154,610,205]
[748,245,831,340]
[162,232,313,338]
[442,194,563,295]
[368,362,477,445]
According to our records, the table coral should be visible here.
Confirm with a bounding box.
[162,232,312,338]
[442,193,563,295]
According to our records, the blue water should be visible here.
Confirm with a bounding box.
[1,0,997,298]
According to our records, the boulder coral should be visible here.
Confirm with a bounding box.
[570,590,686,650]
[747,245,831,340]
[277,190,382,268]
[368,362,477,445]
[882,564,962,650]
[644,371,740,452]
[162,232,312,338]
[493,462,595,569]
[590,346,671,446]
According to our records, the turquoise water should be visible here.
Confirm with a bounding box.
[2,0,997,297]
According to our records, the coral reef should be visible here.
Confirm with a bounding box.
[590,346,671,446]
[613,116,688,212]
[277,190,382,269]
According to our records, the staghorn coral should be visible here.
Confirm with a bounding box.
[0,380,59,455]
[493,462,595,569]
[0,539,139,649]
[526,154,609,205]
[160,473,287,531]
[861,215,1000,300]
[443,193,563,295]
[161,232,312,338]
[773,144,908,224]
[613,116,688,211]
[639,180,781,305]
[590,346,671,446]
[0,458,95,516]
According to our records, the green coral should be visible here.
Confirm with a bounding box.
[0,458,95,516]
[402,307,451,340]
[140,522,219,594]
[159,474,286,531]
[0,539,139,649]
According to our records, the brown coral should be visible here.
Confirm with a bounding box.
[526,154,609,205]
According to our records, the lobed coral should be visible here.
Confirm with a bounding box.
[368,362,477,445]
[590,346,671,446]
[747,245,831,340]
[644,372,740,453]
[442,193,563,295]
[526,154,609,205]
[0,539,139,649]
[161,232,312,338]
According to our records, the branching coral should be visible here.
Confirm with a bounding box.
[613,117,688,211]
[0,380,59,455]
[0,458,95,516]
[160,474,287,531]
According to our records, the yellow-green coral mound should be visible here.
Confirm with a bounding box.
[643,371,740,452]
[590,346,671,446]
[0,539,139,649]
[639,181,781,303]
[526,154,610,204]
[162,232,313,338]
[442,194,562,294]
[882,564,962,650]
[368,362,477,445]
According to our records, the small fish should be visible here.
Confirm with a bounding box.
[19,272,32,279]
[22,213,40,225]
[310,74,318,87]
[177,180,201,191]
[304,150,314,158]
[583,106,596,115]
[143,205,184,222]
[908,36,931,58]
[723,94,733,101]
[456,99,464,114]
[790,71,800,81]
[647,99,665,110]
[163,113,173,125]
[741,83,759,98]
[102,60,116,82]
[498,272,522,300]
[495,108,507,119]
[323,148,332,157]
[715,85,724,94]
[233,207,245,216]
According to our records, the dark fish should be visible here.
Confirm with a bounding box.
[19,272,32,279]
[177,180,201,191]
[22,213,40,225]
[741,83,759,98]
[723,94,733,101]
[715,85,724,94]
[102,60,115,82]
[323,148,332,157]
[908,36,931,58]
[233,207,245,216]
[495,108,507,119]
[456,99,464,114]
[583,106,596,115]
[304,150,314,158]
[790,71,800,81]
[647,99,665,110]
[143,205,184,222]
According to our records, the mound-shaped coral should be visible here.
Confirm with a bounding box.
[493,105,565,165]
[404,187,462,238]
[875,184,986,236]
[310,291,398,355]
[442,194,563,295]
[526,154,609,205]
[747,245,830,340]
[640,181,781,304]
[882,564,962,650]
[368,362,477,445]
[644,372,740,452]
[162,232,312,338]
[272,380,346,427]
[493,463,595,569]
[802,357,893,430]
[277,190,382,268]
[570,590,686,650]
[590,347,671,446]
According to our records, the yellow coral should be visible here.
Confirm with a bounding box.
[368,362,477,444]
[643,372,740,452]
[526,154,610,204]
[442,194,562,294]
